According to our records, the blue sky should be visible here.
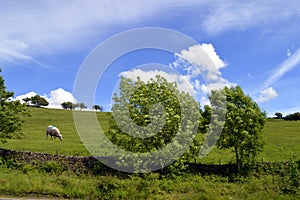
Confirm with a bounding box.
[1,0,300,116]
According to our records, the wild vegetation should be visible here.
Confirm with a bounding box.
[0,160,298,199]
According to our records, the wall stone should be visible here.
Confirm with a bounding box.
[0,148,115,174]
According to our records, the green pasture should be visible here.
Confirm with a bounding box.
[1,107,300,199]
[1,107,300,163]
[1,108,110,156]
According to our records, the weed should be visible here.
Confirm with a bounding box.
[40,161,64,174]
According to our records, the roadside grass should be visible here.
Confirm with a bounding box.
[0,164,298,200]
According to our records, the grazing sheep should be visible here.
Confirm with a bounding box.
[46,125,62,141]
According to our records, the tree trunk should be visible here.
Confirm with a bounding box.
[234,145,240,172]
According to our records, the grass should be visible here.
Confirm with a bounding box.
[198,118,300,164]
[260,119,300,162]
[1,107,110,156]
[0,164,298,199]
[1,107,300,199]
[1,108,300,162]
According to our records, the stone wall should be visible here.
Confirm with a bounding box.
[0,148,114,174]
[1,148,296,176]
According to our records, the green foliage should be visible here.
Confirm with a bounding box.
[285,152,300,193]
[61,101,76,110]
[198,105,211,134]
[284,112,300,121]
[214,86,266,171]
[78,102,87,110]
[93,104,103,111]
[29,95,49,107]
[108,76,200,172]
[0,69,29,143]
[274,112,283,119]
[0,161,297,200]
[40,161,65,174]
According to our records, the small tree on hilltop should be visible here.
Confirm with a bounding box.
[0,69,30,143]
[30,95,49,107]
[61,101,76,110]
[78,102,87,110]
[214,86,266,172]
[22,97,31,105]
[93,105,103,112]
[275,112,283,119]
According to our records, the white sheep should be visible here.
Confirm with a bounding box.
[46,125,63,141]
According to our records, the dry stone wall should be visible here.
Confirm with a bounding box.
[0,148,115,174]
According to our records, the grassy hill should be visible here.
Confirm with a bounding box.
[1,107,299,162]
[1,107,110,156]
[0,107,299,199]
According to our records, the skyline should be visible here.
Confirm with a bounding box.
[1,1,300,116]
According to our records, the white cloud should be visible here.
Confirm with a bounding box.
[287,49,291,57]
[255,87,278,103]
[44,88,77,109]
[1,0,299,66]
[202,1,300,35]
[120,43,234,106]
[175,44,227,80]
[173,43,234,91]
[200,96,210,106]
[15,88,77,109]
[0,40,49,67]
[0,0,168,64]
[119,69,196,96]
[263,48,300,88]
[15,91,38,102]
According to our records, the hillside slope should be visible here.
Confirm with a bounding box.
[1,107,110,156]
[1,108,299,162]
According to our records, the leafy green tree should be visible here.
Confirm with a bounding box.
[215,86,266,171]
[30,95,49,107]
[22,97,31,105]
[0,69,29,143]
[93,105,103,112]
[198,105,211,134]
[78,102,87,110]
[275,112,283,119]
[61,101,76,110]
[108,76,200,173]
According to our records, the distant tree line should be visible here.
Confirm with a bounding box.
[22,95,103,111]
[284,112,300,121]
[273,112,300,121]
[61,101,103,111]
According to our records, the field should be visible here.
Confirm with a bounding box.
[0,107,299,199]
[2,107,299,162]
